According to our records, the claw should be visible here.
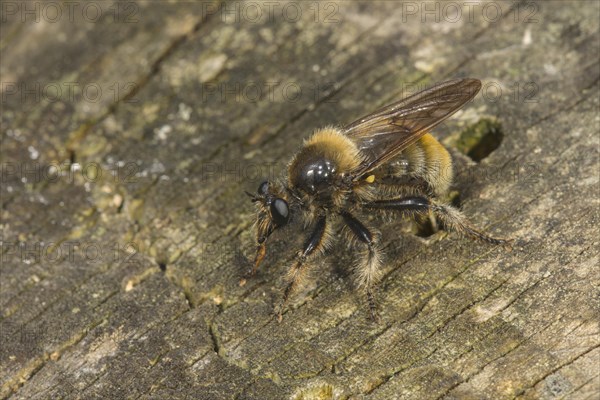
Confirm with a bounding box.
[367,290,380,323]
[253,243,266,272]
[369,309,380,323]
[501,238,515,251]
[272,303,284,323]
[240,243,267,287]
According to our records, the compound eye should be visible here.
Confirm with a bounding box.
[257,181,269,196]
[270,198,289,227]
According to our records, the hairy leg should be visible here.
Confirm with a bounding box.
[277,215,329,321]
[239,217,274,286]
[341,211,383,321]
[365,196,510,245]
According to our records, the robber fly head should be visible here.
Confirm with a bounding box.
[247,180,290,232]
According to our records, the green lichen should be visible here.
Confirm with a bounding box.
[453,118,504,162]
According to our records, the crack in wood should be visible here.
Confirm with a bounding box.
[510,344,600,399]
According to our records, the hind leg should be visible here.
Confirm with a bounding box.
[365,196,510,245]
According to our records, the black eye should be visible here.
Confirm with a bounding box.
[270,198,289,226]
[257,181,269,196]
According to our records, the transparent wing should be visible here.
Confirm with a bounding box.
[344,78,481,178]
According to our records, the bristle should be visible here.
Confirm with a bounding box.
[354,244,383,291]
[404,142,426,177]
[303,127,363,172]
[403,133,453,197]
[432,202,509,245]
[283,216,333,292]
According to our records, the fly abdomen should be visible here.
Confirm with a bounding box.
[402,133,453,197]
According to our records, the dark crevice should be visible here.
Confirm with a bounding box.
[209,323,222,356]
[162,270,196,309]
[451,118,504,162]
[183,290,194,309]
[116,198,125,214]
[69,149,76,165]
[415,192,461,238]
[414,214,438,238]
[450,191,462,209]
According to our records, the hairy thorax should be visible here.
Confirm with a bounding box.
[288,128,363,206]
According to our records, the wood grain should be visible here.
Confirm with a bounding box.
[1,1,598,399]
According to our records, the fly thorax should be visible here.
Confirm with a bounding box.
[289,149,339,198]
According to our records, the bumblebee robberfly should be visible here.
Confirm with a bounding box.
[245,78,510,321]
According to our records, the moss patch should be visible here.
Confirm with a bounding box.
[451,118,504,162]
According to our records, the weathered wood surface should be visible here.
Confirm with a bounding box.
[1,1,599,399]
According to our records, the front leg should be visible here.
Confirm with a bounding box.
[250,222,273,275]
[240,215,274,286]
[277,215,329,322]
